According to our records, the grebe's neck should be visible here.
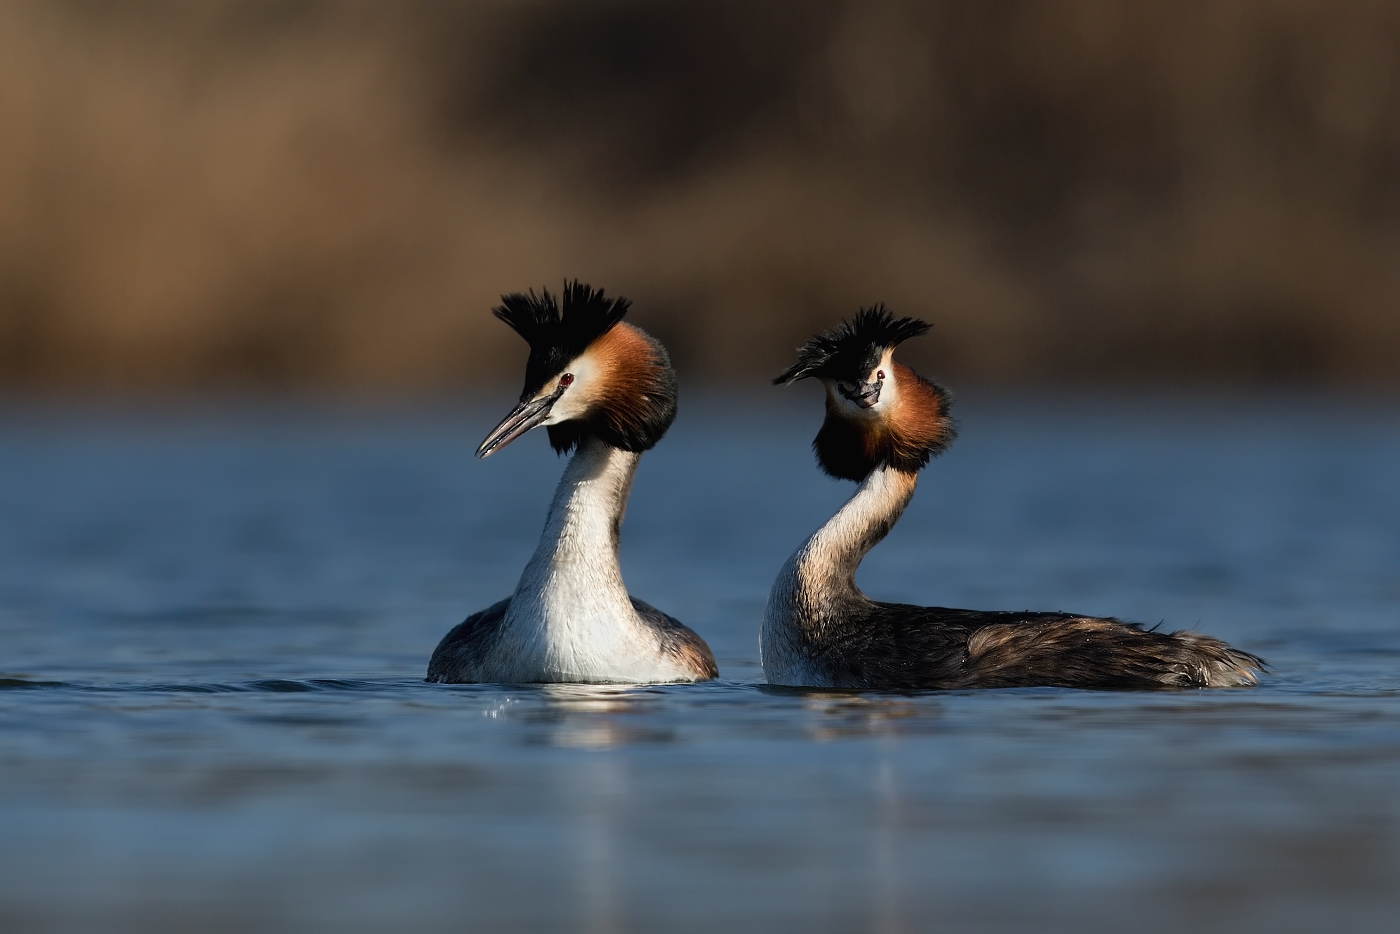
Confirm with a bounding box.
[495,433,669,682]
[527,433,638,577]
[763,467,917,667]
[794,466,916,601]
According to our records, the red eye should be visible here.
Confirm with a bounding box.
[876,370,885,380]
[559,373,574,387]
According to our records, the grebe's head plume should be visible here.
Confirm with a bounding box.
[773,305,929,387]
[477,281,678,458]
[775,305,955,481]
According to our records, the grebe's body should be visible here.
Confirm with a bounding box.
[427,284,716,684]
[763,309,1264,691]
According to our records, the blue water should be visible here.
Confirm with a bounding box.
[2,394,1398,933]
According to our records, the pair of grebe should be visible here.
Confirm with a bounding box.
[427,284,1264,690]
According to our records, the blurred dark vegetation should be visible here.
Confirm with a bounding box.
[2,0,1398,391]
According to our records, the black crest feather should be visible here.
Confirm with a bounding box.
[495,281,631,399]
[773,305,930,385]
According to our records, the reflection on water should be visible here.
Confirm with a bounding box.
[1,397,1398,933]
[797,693,928,742]
[497,685,934,747]
[537,684,677,749]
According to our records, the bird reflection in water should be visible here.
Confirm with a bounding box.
[537,683,676,749]
[759,688,936,742]
[786,691,922,930]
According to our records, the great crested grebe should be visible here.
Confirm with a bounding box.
[427,282,717,684]
[763,307,1265,690]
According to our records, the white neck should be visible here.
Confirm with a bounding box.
[489,435,679,683]
[762,467,917,682]
[525,434,638,588]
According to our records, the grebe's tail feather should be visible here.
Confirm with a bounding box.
[949,611,1265,690]
[814,605,1265,691]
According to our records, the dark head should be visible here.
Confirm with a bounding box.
[774,305,955,481]
[476,282,678,458]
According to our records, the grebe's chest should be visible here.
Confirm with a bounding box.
[486,562,679,683]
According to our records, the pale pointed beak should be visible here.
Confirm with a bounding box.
[476,386,565,458]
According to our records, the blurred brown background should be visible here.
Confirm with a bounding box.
[2,0,1398,392]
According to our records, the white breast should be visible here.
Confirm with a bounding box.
[480,436,695,684]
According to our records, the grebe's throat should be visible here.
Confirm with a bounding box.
[522,433,637,581]
[769,467,917,622]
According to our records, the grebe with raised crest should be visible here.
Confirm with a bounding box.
[763,307,1265,691]
[427,283,717,684]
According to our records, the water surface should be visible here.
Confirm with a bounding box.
[2,394,1398,933]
